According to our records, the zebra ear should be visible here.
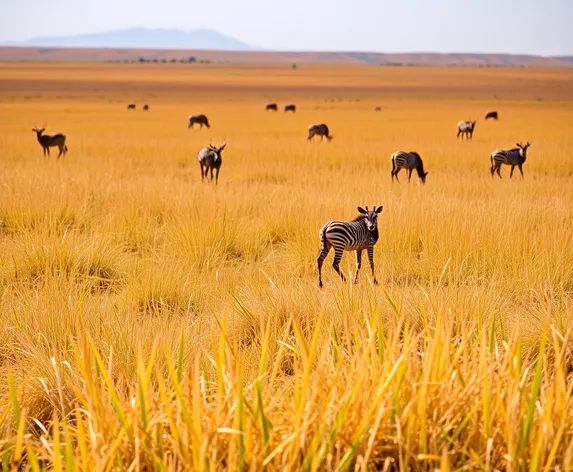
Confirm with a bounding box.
[375,206,383,214]
[357,207,367,214]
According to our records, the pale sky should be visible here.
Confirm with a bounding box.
[1,0,572,55]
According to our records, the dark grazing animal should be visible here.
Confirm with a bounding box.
[266,103,278,111]
[317,206,383,288]
[391,151,428,183]
[490,142,530,178]
[485,111,498,120]
[127,104,136,110]
[198,141,226,184]
[32,127,68,159]
[284,104,296,112]
[308,124,332,141]
[188,114,210,129]
[143,104,149,111]
[457,120,477,140]
[374,106,382,111]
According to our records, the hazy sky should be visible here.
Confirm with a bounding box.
[1,0,572,55]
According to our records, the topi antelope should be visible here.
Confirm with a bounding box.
[485,111,498,120]
[127,103,136,110]
[266,103,278,111]
[284,104,296,112]
[308,124,332,141]
[457,120,476,140]
[189,114,210,129]
[32,127,68,159]
[198,141,226,184]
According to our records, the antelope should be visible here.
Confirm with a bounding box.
[485,111,498,120]
[189,114,210,129]
[198,141,226,184]
[308,124,332,141]
[127,103,136,110]
[32,127,68,159]
[266,103,278,111]
[457,120,476,140]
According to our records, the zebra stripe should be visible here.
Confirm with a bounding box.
[391,151,428,183]
[490,142,530,178]
[317,206,382,287]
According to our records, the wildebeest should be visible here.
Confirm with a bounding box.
[374,106,382,111]
[143,104,149,111]
[32,127,68,159]
[317,206,383,287]
[391,151,428,184]
[198,141,226,184]
[284,104,296,113]
[188,115,210,129]
[485,111,498,120]
[308,124,332,141]
[457,120,477,140]
[127,104,136,110]
[490,141,530,178]
[266,103,278,111]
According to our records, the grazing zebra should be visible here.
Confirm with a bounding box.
[188,114,210,129]
[32,127,68,158]
[457,120,476,140]
[198,141,226,184]
[391,151,428,183]
[490,141,530,178]
[485,111,498,120]
[317,206,383,288]
[284,104,296,112]
[308,124,332,141]
[266,103,278,111]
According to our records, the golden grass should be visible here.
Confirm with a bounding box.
[0,63,572,470]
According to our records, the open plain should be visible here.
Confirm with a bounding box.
[1,62,573,470]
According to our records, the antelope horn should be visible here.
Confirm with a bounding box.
[365,206,369,211]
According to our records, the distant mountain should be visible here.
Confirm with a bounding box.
[3,28,257,51]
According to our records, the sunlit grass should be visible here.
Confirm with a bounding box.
[0,63,572,470]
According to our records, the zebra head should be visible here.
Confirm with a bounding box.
[517,141,531,157]
[357,206,383,231]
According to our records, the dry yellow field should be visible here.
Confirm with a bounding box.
[1,63,573,470]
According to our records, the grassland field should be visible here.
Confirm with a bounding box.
[0,62,573,470]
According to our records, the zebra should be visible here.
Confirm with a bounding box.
[188,114,210,129]
[457,120,476,140]
[285,104,296,112]
[198,141,226,184]
[266,103,278,111]
[317,206,383,288]
[32,126,68,158]
[308,124,332,141]
[485,111,498,120]
[490,141,530,178]
[391,151,428,183]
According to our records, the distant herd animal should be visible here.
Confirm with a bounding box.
[33,104,525,186]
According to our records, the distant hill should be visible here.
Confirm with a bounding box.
[2,28,256,51]
[0,45,571,67]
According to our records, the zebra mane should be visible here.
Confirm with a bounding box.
[352,215,366,222]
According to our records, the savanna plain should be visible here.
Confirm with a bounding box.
[1,63,573,471]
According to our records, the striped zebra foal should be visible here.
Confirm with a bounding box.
[490,141,530,178]
[317,206,383,288]
[391,151,428,183]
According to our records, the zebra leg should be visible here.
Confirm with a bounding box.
[215,168,220,185]
[490,160,495,177]
[457,130,461,139]
[354,250,362,284]
[317,246,331,288]
[519,165,524,178]
[496,165,502,178]
[510,166,515,178]
[46,147,50,157]
[332,248,346,283]
[408,169,413,182]
[368,247,378,285]
[394,169,401,183]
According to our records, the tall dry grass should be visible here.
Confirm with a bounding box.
[0,63,572,470]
